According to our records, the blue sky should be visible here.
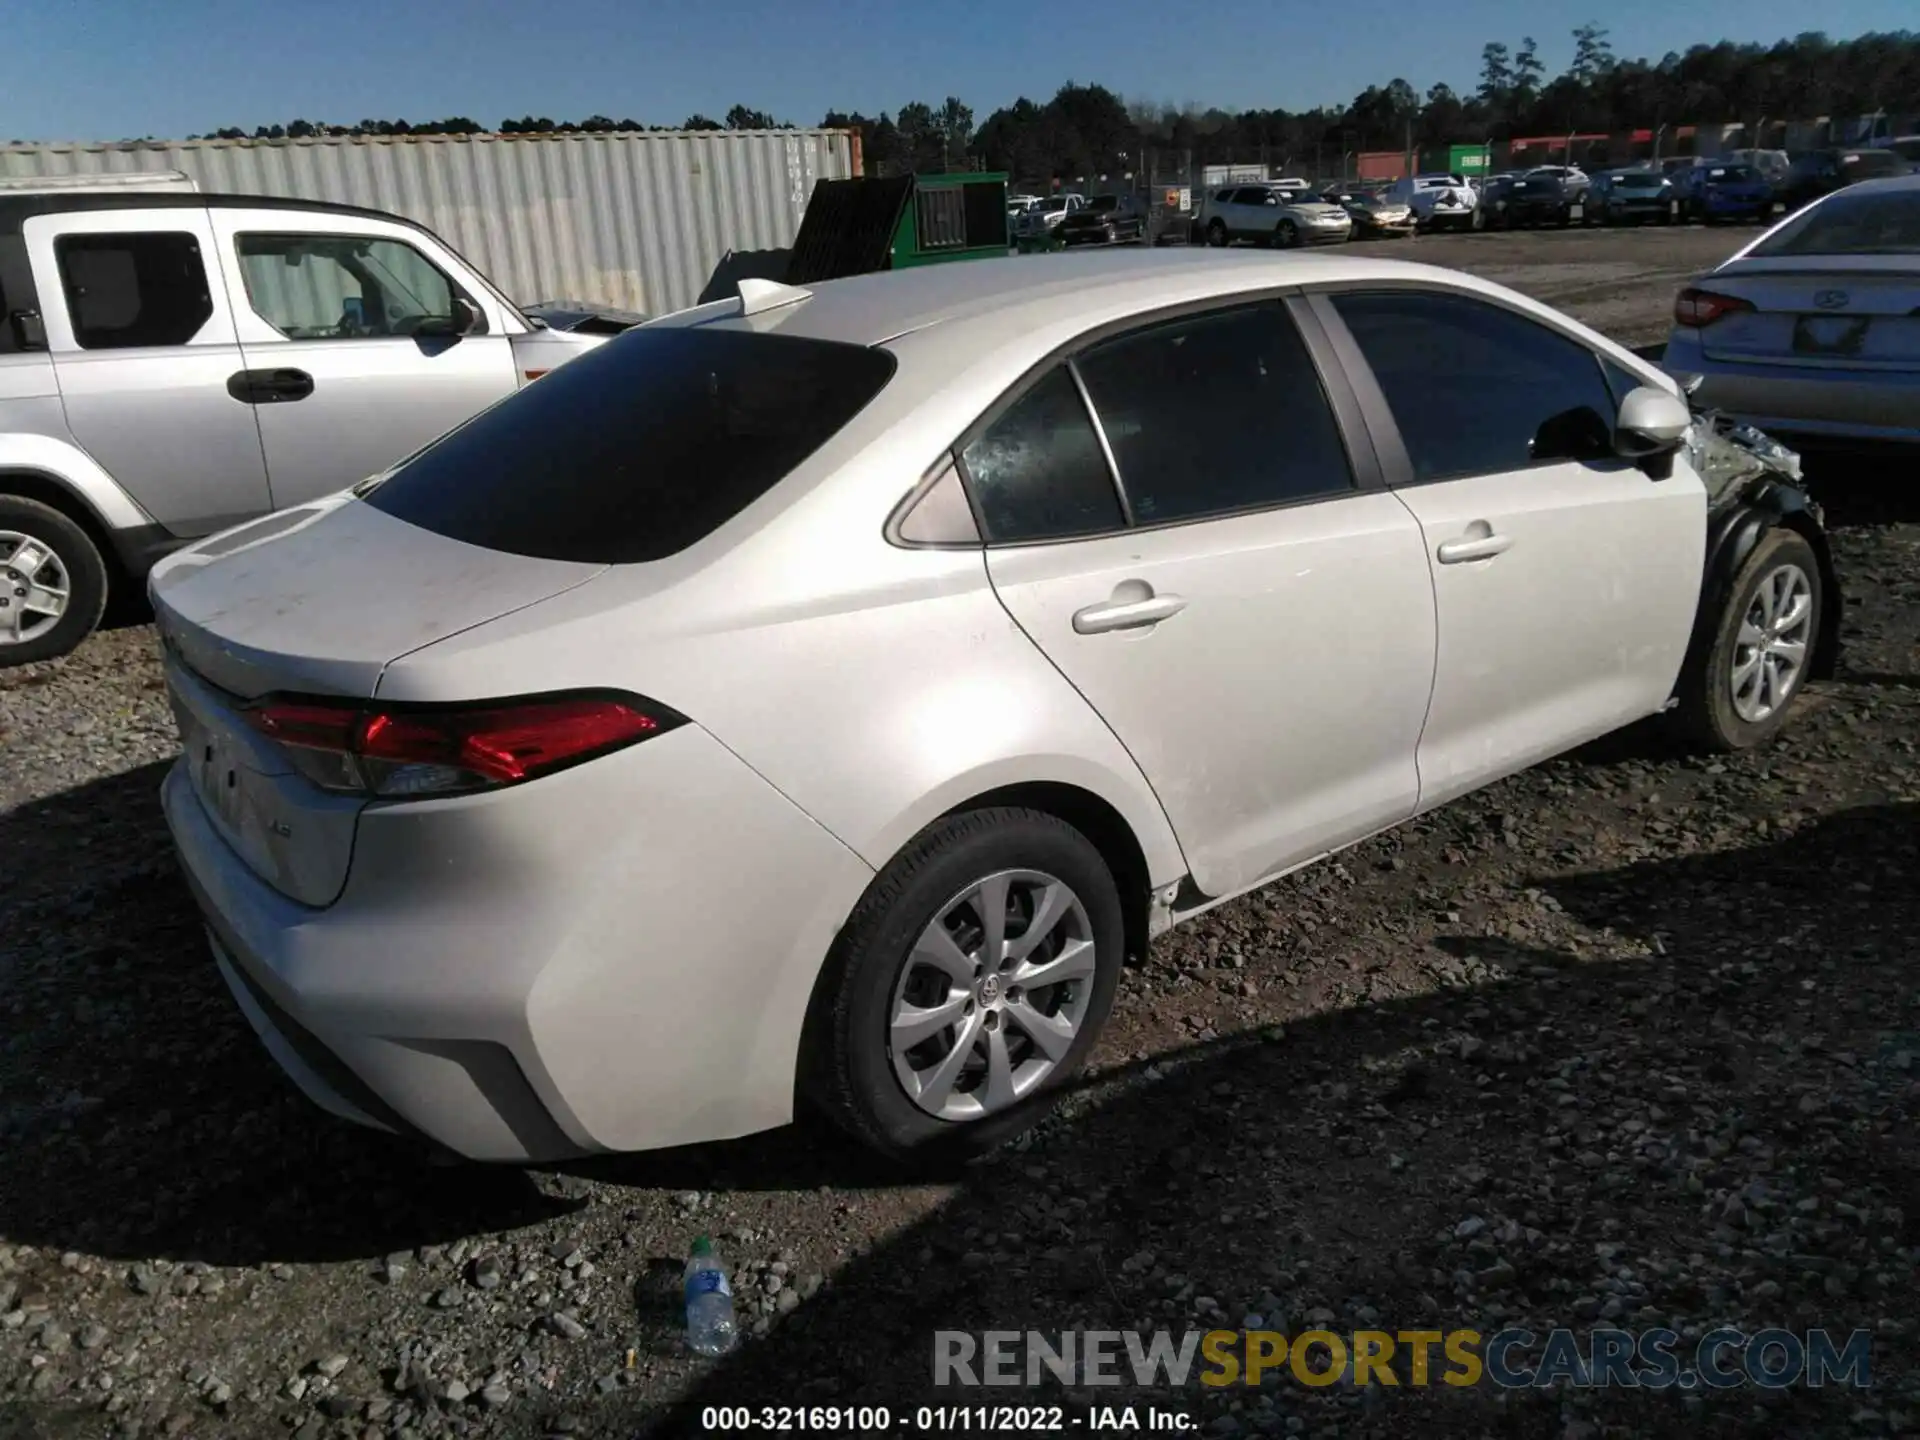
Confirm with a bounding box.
[4,0,1911,142]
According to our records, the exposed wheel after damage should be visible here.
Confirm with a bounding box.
[1676,528,1822,751]
[805,807,1124,1164]
[0,496,109,667]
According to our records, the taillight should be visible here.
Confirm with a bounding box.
[245,692,683,799]
[1673,287,1754,328]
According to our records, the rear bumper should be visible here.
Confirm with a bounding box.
[1664,333,1920,445]
[163,724,875,1162]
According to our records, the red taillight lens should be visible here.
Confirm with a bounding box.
[244,692,681,798]
[1673,287,1754,328]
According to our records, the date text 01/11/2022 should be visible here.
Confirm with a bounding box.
[698,1405,1196,1431]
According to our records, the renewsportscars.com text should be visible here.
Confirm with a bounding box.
[934,1327,1872,1390]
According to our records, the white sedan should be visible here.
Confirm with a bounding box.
[151,251,1838,1167]
[1663,173,1920,448]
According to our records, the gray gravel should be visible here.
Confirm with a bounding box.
[2,227,1916,1439]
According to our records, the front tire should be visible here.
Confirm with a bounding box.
[1275,220,1299,248]
[0,495,109,667]
[803,807,1125,1166]
[1675,529,1822,752]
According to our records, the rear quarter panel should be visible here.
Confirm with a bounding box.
[372,343,1193,894]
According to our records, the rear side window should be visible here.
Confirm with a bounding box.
[1333,290,1617,481]
[363,326,895,564]
[1076,304,1353,524]
[961,367,1123,544]
[54,232,213,349]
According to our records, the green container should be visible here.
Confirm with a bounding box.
[786,172,1010,285]
[894,171,1011,268]
[1447,144,1492,176]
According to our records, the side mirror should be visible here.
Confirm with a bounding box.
[1614,384,1692,458]
[416,298,481,338]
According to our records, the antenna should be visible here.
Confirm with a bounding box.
[736,279,813,318]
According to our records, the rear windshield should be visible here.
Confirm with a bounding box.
[364,326,895,564]
[1750,187,1920,257]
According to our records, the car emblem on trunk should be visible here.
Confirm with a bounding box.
[1813,290,1850,310]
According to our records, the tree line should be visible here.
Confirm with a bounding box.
[177,27,1916,181]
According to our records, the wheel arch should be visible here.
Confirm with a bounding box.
[0,466,124,587]
[1693,484,1841,686]
[938,779,1159,967]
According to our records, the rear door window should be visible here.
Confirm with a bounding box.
[363,326,895,564]
[53,231,214,349]
[1075,304,1353,524]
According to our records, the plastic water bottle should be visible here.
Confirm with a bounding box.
[683,1236,736,1356]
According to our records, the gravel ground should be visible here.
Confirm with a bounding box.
[3,226,1917,1440]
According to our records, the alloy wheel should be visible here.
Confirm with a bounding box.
[0,531,71,647]
[1730,562,1813,723]
[888,869,1097,1122]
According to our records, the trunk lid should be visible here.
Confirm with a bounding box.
[1698,259,1920,369]
[151,496,604,906]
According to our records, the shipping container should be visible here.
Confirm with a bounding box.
[1447,144,1492,175]
[0,129,856,317]
[1356,152,1407,182]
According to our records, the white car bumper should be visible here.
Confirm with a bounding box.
[164,723,875,1161]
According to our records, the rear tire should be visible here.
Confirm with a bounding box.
[803,807,1126,1167]
[1674,529,1823,752]
[0,495,109,667]
[1206,219,1228,248]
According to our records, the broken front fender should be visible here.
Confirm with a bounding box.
[1687,413,1842,682]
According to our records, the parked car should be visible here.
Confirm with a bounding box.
[1384,173,1478,231]
[153,250,1838,1166]
[1194,184,1352,246]
[1499,174,1576,228]
[1318,187,1416,238]
[1674,162,1775,223]
[1524,164,1591,204]
[1586,169,1676,225]
[1011,194,1087,241]
[1778,149,1910,212]
[1059,194,1148,246]
[0,188,618,665]
[1723,148,1793,186]
[1886,136,1920,169]
[1663,173,1920,449]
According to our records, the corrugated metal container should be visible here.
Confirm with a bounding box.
[0,129,857,316]
[1356,152,1406,182]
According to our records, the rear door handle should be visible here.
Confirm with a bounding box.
[1436,531,1514,564]
[227,368,314,404]
[1072,593,1187,634]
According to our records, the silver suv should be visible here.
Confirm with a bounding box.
[0,186,611,664]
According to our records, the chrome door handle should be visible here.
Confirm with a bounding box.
[1072,593,1187,634]
[1436,532,1514,564]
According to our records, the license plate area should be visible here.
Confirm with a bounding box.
[1792,315,1870,357]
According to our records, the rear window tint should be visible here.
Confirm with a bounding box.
[363,326,895,564]
[1751,188,1920,257]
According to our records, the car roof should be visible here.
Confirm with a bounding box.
[0,188,445,238]
[665,249,1503,352]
